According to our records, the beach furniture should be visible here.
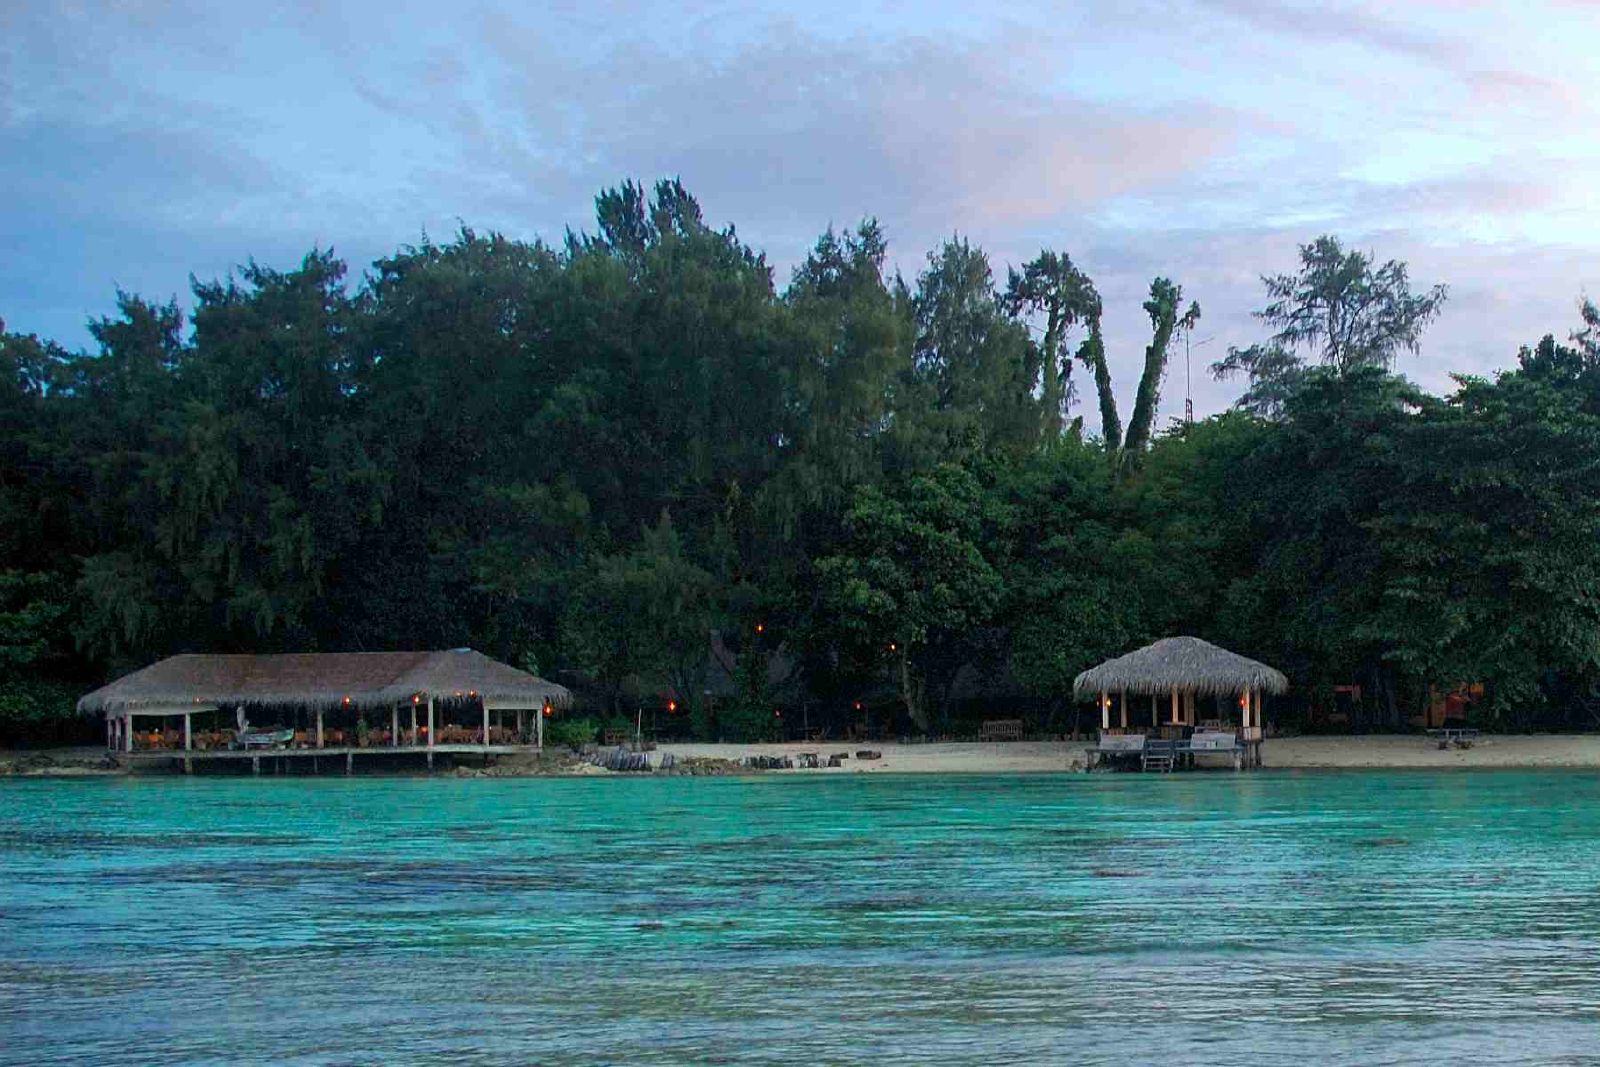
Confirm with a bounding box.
[979,719,1025,741]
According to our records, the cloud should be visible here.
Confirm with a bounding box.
[3,0,1599,431]
[385,18,1243,251]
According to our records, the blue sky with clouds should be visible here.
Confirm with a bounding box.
[4,0,1599,418]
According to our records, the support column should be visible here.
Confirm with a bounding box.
[482,699,491,749]
[1119,689,1128,730]
[1170,689,1179,725]
[316,708,324,749]
[125,711,134,752]
[426,698,435,749]
[1100,691,1109,731]
[391,705,399,748]
[410,702,418,746]
[185,714,192,750]
[537,705,545,750]
[516,707,526,744]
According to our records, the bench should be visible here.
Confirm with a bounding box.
[979,719,1025,742]
[1188,730,1240,753]
[1427,727,1480,749]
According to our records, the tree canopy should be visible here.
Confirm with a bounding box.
[4,180,1596,742]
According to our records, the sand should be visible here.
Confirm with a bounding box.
[657,734,1600,773]
[9,735,1600,777]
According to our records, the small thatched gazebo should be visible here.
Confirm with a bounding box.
[1073,636,1287,742]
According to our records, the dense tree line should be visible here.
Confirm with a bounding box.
[6,179,1600,742]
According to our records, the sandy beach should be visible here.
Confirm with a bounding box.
[658,734,1600,772]
[11,735,1600,776]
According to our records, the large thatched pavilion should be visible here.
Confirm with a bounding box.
[1073,637,1288,769]
[79,649,571,769]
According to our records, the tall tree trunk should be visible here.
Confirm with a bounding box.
[1124,279,1199,456]
[1077,315,1120,450]
[898,647,928,733]
[1039,305,1065,440]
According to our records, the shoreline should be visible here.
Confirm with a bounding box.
[8,734,1600,777]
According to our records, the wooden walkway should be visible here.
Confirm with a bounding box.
[117,743,538,775]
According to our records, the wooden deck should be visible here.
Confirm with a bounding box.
[1084,737,1264,772]
[117,743,539,774]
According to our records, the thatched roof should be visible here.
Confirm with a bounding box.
[77,649,572,716]
[1072,637,1288,699]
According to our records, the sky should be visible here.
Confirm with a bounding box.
[4,0,1600,420]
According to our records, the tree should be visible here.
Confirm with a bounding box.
[907,237,1042,459]
[563,513,721,728]
[814,464,1004,732]
[1002,251,1098,440]
[1213,235,1447,415]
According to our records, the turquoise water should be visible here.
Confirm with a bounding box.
[2,771,1600,1065]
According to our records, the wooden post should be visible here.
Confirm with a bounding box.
[125,712,134,752]
[1170,689,1178,725]
[410,703,418,746]
[391,705,399,748]
[482,698,490,749]
[537,706,544,750]
[427,697,435,749]
[1119,689,1128,730]
[185,713,192,751]
[516,707,526,744]
[316,707,324,749]
[1100,691,1109,731]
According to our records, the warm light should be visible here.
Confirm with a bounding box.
[755,622,765,634]
[667,700,678,713]
[342,696,351,706]
[412,695,420,705]
[888,642,897,653]
[853,700,863,711]
[469,690,477,698]
[774,709,782,719]
[542,706,553,718]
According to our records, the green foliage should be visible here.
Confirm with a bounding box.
[546,717,600,749]
[12,188,1600,741]
[1213,235,1448,416]
[815,463,1005,731]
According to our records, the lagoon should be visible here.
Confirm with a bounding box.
[2,771,1599,1064]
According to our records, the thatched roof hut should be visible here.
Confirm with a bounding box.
[78,648,571,716]
[1073,637,1287,700]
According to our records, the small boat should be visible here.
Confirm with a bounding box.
[238,728,294,749]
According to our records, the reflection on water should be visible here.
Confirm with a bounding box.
[3,771,1600,1064]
